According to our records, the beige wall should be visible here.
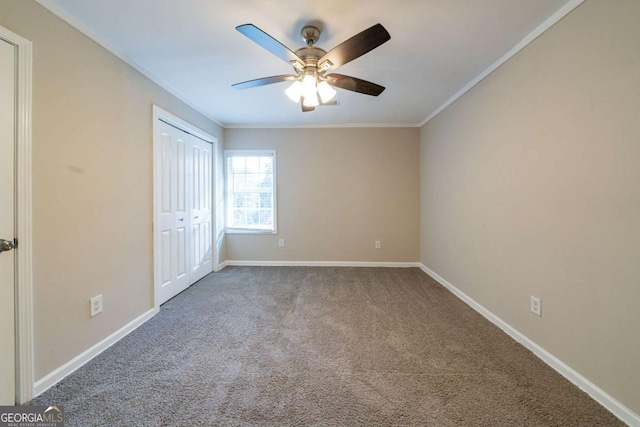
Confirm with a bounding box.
[420,0,640,415]
[225,128,420,262]
[4,0,635,416]
[0,1,223,380]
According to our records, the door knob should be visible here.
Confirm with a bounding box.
[0,239,16,253]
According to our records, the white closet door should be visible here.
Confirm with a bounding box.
[157,121,190,304]
[190,137,213,283]
[156,121,213,305]
[0,38,16,405]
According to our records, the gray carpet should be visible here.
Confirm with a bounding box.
[30,267,623,426]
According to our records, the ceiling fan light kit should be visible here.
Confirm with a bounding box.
[285,77,335,106]
[233,22,391,112]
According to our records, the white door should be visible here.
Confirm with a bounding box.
[0,37,17,405]
[157,121,190,303]
[190,137,212,283]
[156,121,213,304]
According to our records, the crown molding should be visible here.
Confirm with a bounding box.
[419,0,585,127]
[35,0,584,131]
[35,0,224,128]
[225,122,421,129]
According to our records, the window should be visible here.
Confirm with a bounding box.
[225,150,276,233]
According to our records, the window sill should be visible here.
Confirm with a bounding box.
[225,229,277,235]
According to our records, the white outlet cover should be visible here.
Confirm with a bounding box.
[530,295,541,317]
[278,238,285,247]
[90,294,103,317]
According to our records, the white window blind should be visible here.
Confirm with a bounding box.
[225,150,276,233]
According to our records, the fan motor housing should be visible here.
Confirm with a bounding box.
[294,47,326,62]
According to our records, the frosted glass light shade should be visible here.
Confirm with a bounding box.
[286,75,332,107]
[301,75,317,99]
[302,93,319,107]
[285,81,302,102]
[317,81,336,103]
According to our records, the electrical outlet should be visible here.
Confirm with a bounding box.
[90,294,103,317]
[278,238,285,247]
[530,295,541,317]
[375,241,381,249]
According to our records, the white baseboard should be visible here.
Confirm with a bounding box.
[225,260,421,268]
[216,260,229,270]
[33,308,157,397]
[419,264,639,426]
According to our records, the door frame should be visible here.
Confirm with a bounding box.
[0,25,34,404]
[152,105,218,311]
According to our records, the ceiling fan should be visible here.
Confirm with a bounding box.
[232,23,391,112]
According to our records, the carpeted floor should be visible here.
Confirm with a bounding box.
[30,266,623,426]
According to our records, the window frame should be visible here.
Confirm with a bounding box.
[224,149,277,234]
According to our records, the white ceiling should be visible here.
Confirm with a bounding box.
[40,0,574,127]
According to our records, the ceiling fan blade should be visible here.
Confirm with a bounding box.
[232,74,298,89]
[301,102,315,112]
[236,24,304,67]
[318,23,390,71]
[325,74,385,96]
